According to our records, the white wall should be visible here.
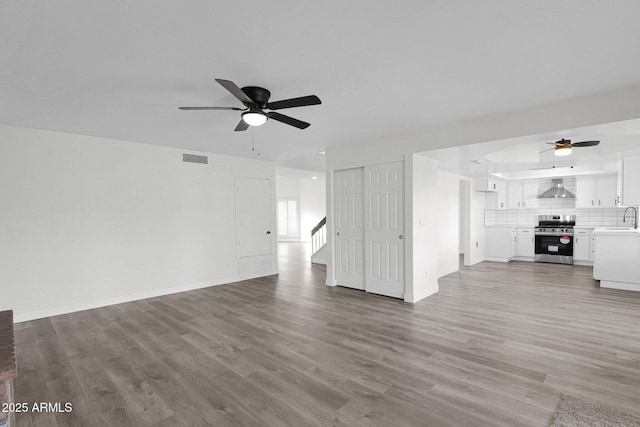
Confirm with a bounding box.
[299,179,326,242]
[275,175,325,242]
[275,175,300,199]
[325,86,640,296]
[326,84,640,166]
[405,155,439,302]
[437,170,461,277]
[467,180,486,265]
[0,125,277,321]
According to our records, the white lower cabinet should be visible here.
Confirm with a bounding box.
[485,227,514,261]
[515,228,535,257]
[574,228,593,262]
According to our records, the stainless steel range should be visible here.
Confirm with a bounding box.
[534,215,575,265]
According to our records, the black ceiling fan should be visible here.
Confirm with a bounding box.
[541,138,600,155]
[179,79,321,131]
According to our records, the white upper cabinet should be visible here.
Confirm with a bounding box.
[576,175,619,208]
[623,157,640,206]
[495,179,507,209]
[478,178,508,209]
[576,177,596,208]
[508,180,538,209]
[508,181,522,208]
[475,178,498,192]
[522,181,539,209]
[597,175,619,207]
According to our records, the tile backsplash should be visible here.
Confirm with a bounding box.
[485,206,634,227]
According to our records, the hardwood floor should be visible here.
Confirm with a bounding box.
[12,243,640,426]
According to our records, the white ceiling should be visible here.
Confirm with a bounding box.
[3,1,640,162]
[422,119,640,178]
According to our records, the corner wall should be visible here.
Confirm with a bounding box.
[405,154,439,302]
[437,170,462,277]
[0,125,277,321]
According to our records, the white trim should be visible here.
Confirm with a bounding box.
[599,280,640,292]
[510,256,535,262]
[468,256,485,266]
[404,283,439,303]
[326,278,337,286]
[13,274,268,323]
[483,256,510,263]
[438,265,459,278]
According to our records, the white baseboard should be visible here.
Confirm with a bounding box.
[404,284,439,303]
[14,273,269,323]
[510,256,534,262]
[438,265,459,278]
[467,256,485,266]
[325,278,337,286]
[483,256,509,263]
[600,280,640,292]
[311,258,327,265]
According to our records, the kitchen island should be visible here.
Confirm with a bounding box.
[593,227,640,291]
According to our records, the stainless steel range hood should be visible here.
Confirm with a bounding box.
[538,178,575,199]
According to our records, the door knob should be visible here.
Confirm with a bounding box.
[399,235,403,240]
[266,231,271,234]
[336,232,340,236]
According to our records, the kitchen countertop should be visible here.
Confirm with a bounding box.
[593,227,640,236]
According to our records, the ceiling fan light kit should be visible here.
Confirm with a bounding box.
[179,78,321,131]
[555,146,572,156]
[541,138,600,156]
[242,111,267,126]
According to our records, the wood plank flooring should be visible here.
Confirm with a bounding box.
[12,243,640,426]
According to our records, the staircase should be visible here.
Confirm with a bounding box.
[311,217,327,264]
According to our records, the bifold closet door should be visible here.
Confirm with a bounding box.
[334,168,365,290]
[364,162,405,298]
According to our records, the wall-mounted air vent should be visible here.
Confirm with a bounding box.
[182,154,208,164]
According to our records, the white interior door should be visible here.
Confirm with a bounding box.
[364,162,404,298]
[237,177,272,257]
[334,168,365,290]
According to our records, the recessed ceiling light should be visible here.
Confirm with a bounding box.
[318,151,326,155]
[311,176,318,180]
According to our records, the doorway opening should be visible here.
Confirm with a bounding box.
[277,198,300,241]
[275,173,327,265]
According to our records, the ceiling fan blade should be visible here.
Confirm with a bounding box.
[267,95,321,111]
[572,140,600,147]
[179,106,244,111]
[234,119,249,132]
[267,112,310,129]
[215,79,254,104]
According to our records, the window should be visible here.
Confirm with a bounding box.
[277,199,299,239]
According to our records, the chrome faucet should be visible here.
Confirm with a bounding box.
[623,206,638,229]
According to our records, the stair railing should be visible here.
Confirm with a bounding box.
[311,217,327,255]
